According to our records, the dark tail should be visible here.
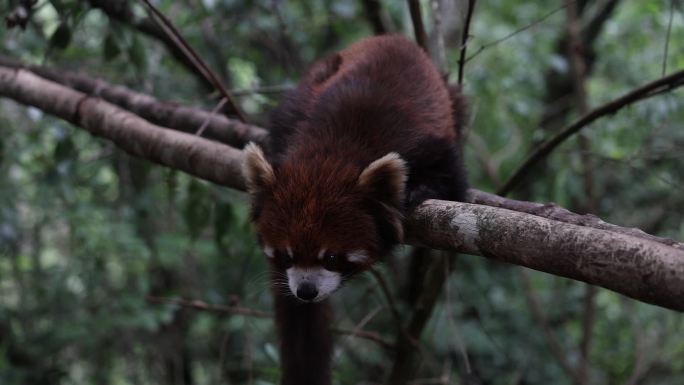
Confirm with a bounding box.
[273,279,333,385]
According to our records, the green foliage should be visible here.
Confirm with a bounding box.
[1,0,683,384]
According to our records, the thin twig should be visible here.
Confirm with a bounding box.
[443,256,471,373]
[430,0,447,73]
[457,0,477,85]
[408,0,429,53]
[566,2,598,382]
[230,84,293,97]
[369,267,404,329]
[498,68,684,196]
[331,327,395,350]
[146,296,272,318]
[136,0,247,122]
[196,97,226,136]
[147,296,394,349]
[519,270,584,385]
[663,0,675,76]
[466,2,570,63]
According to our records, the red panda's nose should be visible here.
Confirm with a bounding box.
[296,282,318,301]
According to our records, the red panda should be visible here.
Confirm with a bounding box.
[243,35,467,385]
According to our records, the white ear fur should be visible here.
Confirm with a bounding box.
[242,143,275,194]
[358,152,408,207]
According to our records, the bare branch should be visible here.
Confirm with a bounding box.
[663,0,675,76]
[0,66,246,190]
[498,68,684,196]
[405,200,684,311]
[456,0,476,85]
[386,252,453,385]
[466,2,568,63]
[408,0,430,53]
[147,296,271,318]
[519,270,583,385]
[231,84,294,97]
[467,189,684,249]
[369,267,404,329]
[86,0,212,90]
[429,0,447,72]
[146,296,393,348]
[136,0,247,122]
[0,56,266,147]
[332,327,395,351]
[566,1,597,382]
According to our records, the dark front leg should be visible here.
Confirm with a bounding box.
[273,287,333,385]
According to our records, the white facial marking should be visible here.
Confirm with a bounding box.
[263,245,275,259]
[347,250,370,264]
[286,267,341,302]
[286,246,294,259]
[317,249,326,260]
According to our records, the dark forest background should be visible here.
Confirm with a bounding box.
[0,0,683,384]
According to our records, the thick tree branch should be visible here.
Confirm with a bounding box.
[0,56,267,147]
[2,64,683,312]
[405,200,684,311]
[467,189,684,249]
[499,68,684,196]
[0,66,245,190]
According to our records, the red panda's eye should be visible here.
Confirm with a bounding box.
[322,253,341,271]
[274,250,293,269]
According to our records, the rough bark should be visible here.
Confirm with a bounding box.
[0,67,245,190]
[0,56,267,147]
[405,200,684,311]
[1,64,683,312]
[467,189,684,250]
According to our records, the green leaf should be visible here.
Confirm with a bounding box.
[53,137,74,162]
[213,201,235,248]
[183,180,211,239]
[49,23,72,51]
[103,33,121,60]
[128,35,146,71]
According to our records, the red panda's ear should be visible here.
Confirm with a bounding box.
[358,152,408,207]
[242,143,275,195]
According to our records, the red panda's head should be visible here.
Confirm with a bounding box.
[243,143,407,302]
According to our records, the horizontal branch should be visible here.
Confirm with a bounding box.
[468,189,684,250]
[146,296,271,318]
[146,296,393,349]
[2,64,683,311]
[0,66,246,190]
[0,56,267,147]
[405,200,684,311]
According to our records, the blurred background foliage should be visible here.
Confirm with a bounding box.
[0,0,683,384]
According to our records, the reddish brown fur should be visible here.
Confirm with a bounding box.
[247,35,467,385]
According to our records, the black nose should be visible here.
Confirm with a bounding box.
[296,282,318,301]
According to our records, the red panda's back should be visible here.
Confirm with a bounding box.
[299,35,456,153]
